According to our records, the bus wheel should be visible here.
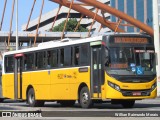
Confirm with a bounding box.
[38,101,45,107]
[79,86,93,108]
[0,98,4,103]
[27,88,44,107]
[121,100,135,108]
[59,100,75,107]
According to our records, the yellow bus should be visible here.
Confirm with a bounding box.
[2,33,156,108]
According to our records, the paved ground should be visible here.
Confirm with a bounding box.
[0,98,160,119]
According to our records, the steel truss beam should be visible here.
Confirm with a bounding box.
[50,0,124,33]
[78,0,153,36]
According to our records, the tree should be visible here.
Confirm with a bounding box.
[52,18,88,32]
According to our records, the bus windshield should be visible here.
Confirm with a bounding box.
[105,47,156,76]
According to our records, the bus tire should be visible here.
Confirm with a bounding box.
[38,101,45,107]
[27,88,44,107]
[79,86,93,108]
[59,100,75,107]
[0,98,4,103]
[121,100,135,108]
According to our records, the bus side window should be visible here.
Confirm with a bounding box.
[36,51,45,69]
[80,44,89,65]
[5,56,14,73]
[25,53,34,71]
[53,49,58,67]
[74,46,79,66]
[47,50,58,68]
[47,51,51,69]
[24,55,27,71]
[64,47,72,67]
[60,48,64,67]
[104,48,109,67]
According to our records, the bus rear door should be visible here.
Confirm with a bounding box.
[14,53,24,100]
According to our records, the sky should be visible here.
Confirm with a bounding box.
[0,0,58,31]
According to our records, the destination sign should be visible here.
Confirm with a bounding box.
[110,63,128,69]
[114,37,148,44]
[134,50,154,53]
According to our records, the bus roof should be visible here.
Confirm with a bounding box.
[3,35,103,56]
[3,32,151,56]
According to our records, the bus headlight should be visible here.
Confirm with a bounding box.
[151,82,157,91]
[108,81,121,92]
[115,85,121,91]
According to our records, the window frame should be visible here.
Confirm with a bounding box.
[80,43,90,66]
[4,55,14,73]
[35,50,47,70]
[23,52,35,71]
[47,49,59,69]
[4,42,91,73]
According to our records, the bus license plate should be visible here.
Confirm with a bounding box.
[133,92,141,96]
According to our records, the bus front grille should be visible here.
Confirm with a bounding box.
[121,89,150,96]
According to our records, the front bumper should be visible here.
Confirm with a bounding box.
[104,83,157,100]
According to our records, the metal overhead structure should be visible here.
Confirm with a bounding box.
[88,8,99,37]
[0,0,7,31]
[49,0,153,36]
[74,14,84,32]
[8,0,15,48]
[51,4,62,31]
[0,0,155,46]
[34,0,44,46]
[61,0,74,40]
[25,0,36,31]
[50,0,124,33]
[77,0,154,36]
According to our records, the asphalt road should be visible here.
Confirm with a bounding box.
[0,98,160,119]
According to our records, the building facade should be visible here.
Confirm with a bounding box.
[22,0,153,33]
[110,0,153,32]
[21,0,111,33]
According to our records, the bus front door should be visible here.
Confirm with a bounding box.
[14,54,23,100]
[91,45,103,98]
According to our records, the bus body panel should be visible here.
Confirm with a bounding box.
[105,85,157,99]
[50,67,90,100]
[22,72,30,99]
[0,73,3,100]
[50,68,71,100]
[30,71,50,100]
[2,68,91,101]
[22,71,51,100]
[67,67,90,100]
[106,73,156,90]
[2,74,14,99]
[105,73,157,99]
